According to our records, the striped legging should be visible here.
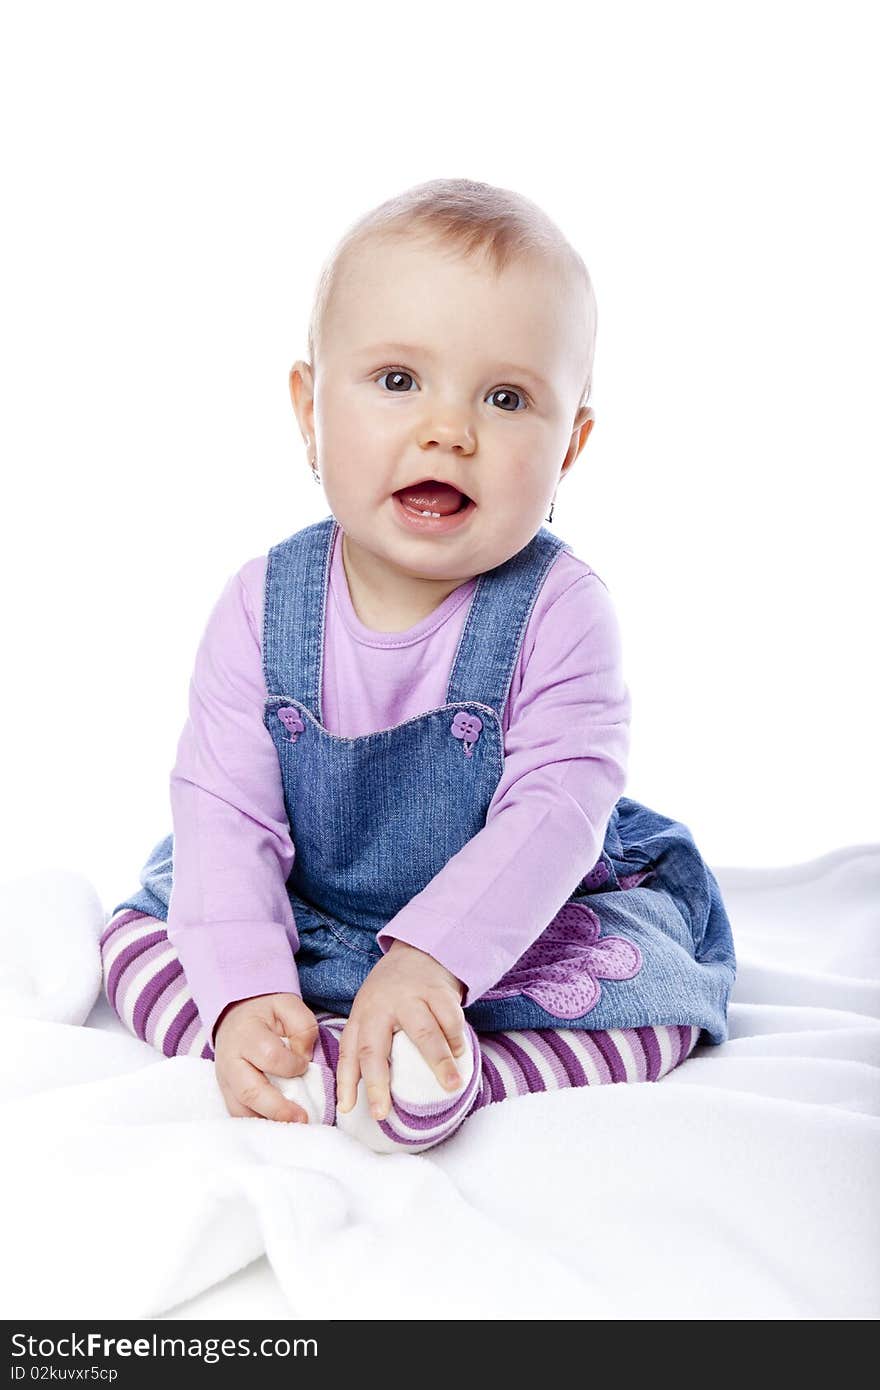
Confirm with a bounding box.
[100,909,700,1143]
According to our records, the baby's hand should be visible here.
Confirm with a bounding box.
[213,992,319,1123]
[336,943,467,1121]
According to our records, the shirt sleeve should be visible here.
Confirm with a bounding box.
[166,565,303,1045]
[375,572,632,1007]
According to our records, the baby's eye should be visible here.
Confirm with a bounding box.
[376,368,417,393]
[487,387,528,412]
[374,369,529,411]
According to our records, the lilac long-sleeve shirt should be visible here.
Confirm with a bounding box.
[166,523,632,1043]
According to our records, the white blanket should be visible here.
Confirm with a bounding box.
[1,851,878,1321]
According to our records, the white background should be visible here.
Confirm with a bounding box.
[0,1,876,913]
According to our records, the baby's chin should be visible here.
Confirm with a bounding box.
[331,490,544,564]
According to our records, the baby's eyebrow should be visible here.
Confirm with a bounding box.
[355,341,552,392]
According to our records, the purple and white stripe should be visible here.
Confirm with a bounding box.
[100,909,213,1060]
[471,1023,699,1110]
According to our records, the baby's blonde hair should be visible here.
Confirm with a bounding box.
[307,177,598,412]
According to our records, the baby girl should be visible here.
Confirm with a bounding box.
[102,177,736,1154]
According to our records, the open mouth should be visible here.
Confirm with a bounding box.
[392,482,476,534]
[392,479,474,517]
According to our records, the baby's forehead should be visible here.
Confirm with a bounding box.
[325,234,585,376]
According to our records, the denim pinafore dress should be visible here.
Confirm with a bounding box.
[113,516,736,1044]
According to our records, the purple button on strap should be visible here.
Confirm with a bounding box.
[450,711,483,759]
[278,707,305,743]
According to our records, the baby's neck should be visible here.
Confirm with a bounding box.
[341,531,473,634]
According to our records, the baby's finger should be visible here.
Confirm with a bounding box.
[335,1017,362,1115]
[401,1002,463,1092]
[427,992,468,1059]
[273,1005,319,1066]
[245,1026,310,1081]
[357,1022,394,1121]
[230,1057,309,1124]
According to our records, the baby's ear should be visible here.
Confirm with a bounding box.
[289,359,314,405]
[289,361,317,438]
[563,410,595,472]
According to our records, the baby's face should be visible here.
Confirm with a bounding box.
[292,234,594,586]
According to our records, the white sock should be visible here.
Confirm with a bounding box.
[336,1024,480,1155]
